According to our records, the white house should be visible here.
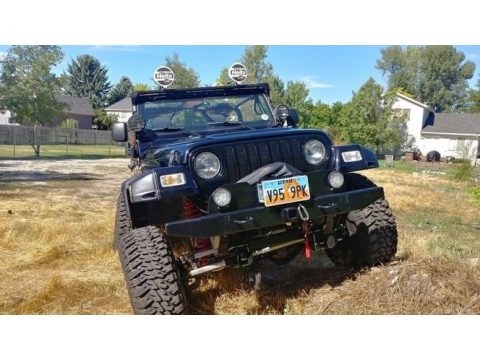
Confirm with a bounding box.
[105,97,132,123]
[392,93,480,163]
[392,93,432,150]
[0,110,13,125]
[421,113,480,163]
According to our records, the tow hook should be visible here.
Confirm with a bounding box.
[298,204,312,259]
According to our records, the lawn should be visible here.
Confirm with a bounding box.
[0,144,126,159]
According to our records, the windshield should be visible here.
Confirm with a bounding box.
[138,93,275,131]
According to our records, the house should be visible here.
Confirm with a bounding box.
[0,110,13,125]
[392,93,480,163]
[392,93,433,150]
[53,94,95,129]
[105,97,132,123]
[421,113,480,163]
[0,95,95,129]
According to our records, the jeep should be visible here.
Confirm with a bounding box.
[112,64,398,314]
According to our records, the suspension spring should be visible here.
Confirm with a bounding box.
[183,198,212,267]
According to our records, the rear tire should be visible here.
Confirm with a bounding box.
[327,173,398,268]
[117,225,187,314]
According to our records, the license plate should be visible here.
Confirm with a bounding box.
[259,175,310,207]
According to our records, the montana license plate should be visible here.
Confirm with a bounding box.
[260,175,310,207]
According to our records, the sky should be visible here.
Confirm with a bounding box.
[1,1,479,106]
[1,45,479,105]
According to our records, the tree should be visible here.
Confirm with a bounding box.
[93,109,118,130]
[0,45,64,156]
[469,79,480,113]
[376,45,475,112]
[265,74,285,108]
[161,53,200,89]
[64,54,111,109]
[338,78,406,154]
[281,80,313,124]
[302,100,331,131]
[133,82,151,92]
[328,101,344,142]
[107,76,133,105]
[216,45,274,85]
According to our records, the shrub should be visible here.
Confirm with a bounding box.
[453,159,474,181]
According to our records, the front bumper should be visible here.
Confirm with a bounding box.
[165,187,384,238]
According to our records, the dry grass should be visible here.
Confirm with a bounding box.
[0,159,132,314]
[0,160,479,314]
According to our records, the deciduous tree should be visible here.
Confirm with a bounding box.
[0,45,64,156]
[162,53,200,89]
[338,78,407,154]
[376,45,475,112]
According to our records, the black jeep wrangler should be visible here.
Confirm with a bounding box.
[112,66,397,314]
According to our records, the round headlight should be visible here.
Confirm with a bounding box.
[194,152,221,179]
[212,187,231,207]
[328,171,344,189]
[303,139,326,165]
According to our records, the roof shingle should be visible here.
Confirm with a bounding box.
[105,97,132,112]
[55,94,95,116]
[422,113,480,136]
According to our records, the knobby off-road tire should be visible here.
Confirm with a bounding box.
[326,173,398,269]
[113,193,131,250]
[117,225,187,314]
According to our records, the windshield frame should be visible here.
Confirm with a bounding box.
[137,93,275,132]
[132,83,276,133]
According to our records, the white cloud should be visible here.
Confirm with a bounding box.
[298,76,333,89]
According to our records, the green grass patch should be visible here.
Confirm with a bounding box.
[0,144,126,159]
[376,160,417,173]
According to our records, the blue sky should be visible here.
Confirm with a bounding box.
[1,45,479,105]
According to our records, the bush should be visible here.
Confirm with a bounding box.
[470,186,480,203]
[453,159,474,181]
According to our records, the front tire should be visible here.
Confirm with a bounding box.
[327,173,398,268]
[117,225,187,314]
[113,193,131,250]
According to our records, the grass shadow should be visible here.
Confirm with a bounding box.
[188,258,364,315]
[0,170,102,182]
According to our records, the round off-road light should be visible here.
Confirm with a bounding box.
[303,139,326,165]
[194,152,221,179]
[328,171,344,189]
[212,187,231,207]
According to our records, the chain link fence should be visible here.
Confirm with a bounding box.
[0,125,113,145]
[0,125,126,158]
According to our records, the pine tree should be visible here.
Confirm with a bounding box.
[64,54,111,108]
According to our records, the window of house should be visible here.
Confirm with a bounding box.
[456,137,466,152]
[393,108,411,119]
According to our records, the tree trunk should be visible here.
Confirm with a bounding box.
[28,124,41,157]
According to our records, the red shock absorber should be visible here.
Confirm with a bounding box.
[183,198,212,267]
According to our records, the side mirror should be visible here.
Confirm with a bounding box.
[275,105,289,123]
[127,115,145,132]
[288,109,299,125]
[112,122,127,142]
[275,105,299,127]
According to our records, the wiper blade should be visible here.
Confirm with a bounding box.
[208,121,252,129]
[151,127,184,132]
[151,127,197,136]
